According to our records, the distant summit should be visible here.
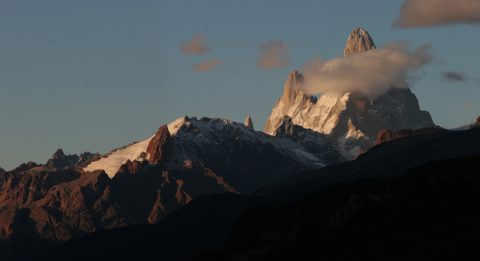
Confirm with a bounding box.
[344,27,376,56]
[264,28,434,158]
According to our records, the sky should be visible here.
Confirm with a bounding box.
[0,0,479,170]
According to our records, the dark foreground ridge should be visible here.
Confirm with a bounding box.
[40,127,480,261]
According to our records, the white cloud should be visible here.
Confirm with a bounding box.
[394,0,480,28]
[301,42,433,97]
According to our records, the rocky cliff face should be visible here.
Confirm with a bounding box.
[264,28,434,158]
[146,125,173,163]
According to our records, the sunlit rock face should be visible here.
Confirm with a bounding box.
[344,27,376,56]
[264,28,434,159]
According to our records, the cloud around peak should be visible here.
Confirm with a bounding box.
[301,42,433,98]
[257,40,289,70]
[394,0,480,28]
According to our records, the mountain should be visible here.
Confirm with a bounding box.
[0,116,344,260]
[41,127,480,261]
[264,28,434,159]
[0,27,461,261]
[83,116,343,184]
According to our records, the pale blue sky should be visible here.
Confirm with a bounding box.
[1,0,479,170]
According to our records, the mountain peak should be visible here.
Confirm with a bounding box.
[51,149,65,159]
[344,27,376,56]
[244,115,254,130]
[282,70,304,103]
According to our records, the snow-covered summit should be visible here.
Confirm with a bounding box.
[83,116,189,177]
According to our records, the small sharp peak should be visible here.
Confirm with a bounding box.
[344,28,376,56]
[282,70,305,103]
[244,115,254,130]
[51,149,65,159]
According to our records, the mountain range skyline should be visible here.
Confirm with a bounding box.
[2,1,480,260]
[1,0,479,171]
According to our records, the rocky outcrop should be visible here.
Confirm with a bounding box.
[244,115,254,130]
[46,149,100,169]
[264,28,434,158]
[375,127,444,144]
[344,27,376,56]
[146,125,173,163]
[46,149,75,168]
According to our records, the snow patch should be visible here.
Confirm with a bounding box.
[83,136,152,178]
[167,116,188,136]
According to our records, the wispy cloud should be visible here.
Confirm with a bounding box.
[302,42,433,98]
[180,35,210,55]
[442,71,467,82]
[393,0,480,28]
[442,71,480,83]
[194,58,220,72]
[257,40,289,70]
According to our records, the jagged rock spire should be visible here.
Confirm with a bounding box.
[344,28,376,56]
[282,70,305,103]
[244,115,254,130]
[146,125,173,163]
